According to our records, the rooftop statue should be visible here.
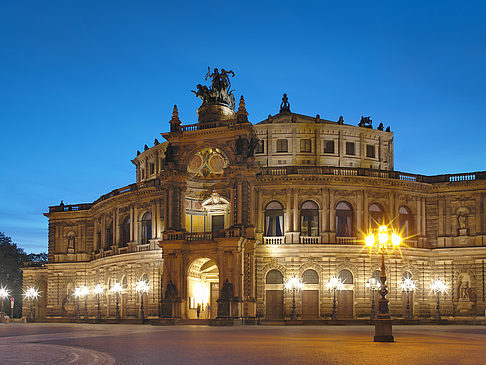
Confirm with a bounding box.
[192,67,236,110]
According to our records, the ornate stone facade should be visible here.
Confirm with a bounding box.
[23,72,486,321]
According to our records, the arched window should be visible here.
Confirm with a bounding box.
[369,203,385,229]
[302,269,319,284]
[265,201,284,237]
[141,212,152,244]
[266,270,284,284]
[120,216,130,246]
[300,201,319,236]
[399,206,412,237]
[121,276,128,289]
[141,273,149,283]
[335,201,353,237]
[106,222,113,248]
[339,269,353,284]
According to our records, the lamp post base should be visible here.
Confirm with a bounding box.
[374,319,394,342]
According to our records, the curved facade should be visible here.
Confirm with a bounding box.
[23,84,486,322]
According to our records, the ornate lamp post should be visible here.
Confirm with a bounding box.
[365,278,381,320]
[136,280,150,323]
[93,284,104,320]
[429,279,447,322]
[284,276,304,320]
[112,282,123,320]
[400,278,416,320]
[365,225,401,342]
[74,287,82,320]
[326,277,344,320]
[0,286,10,316]
[23,287,39,321]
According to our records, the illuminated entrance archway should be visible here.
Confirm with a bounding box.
[187,258,219,319]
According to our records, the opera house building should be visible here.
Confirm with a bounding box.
[23,70,486,322]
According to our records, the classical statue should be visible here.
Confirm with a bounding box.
[280,93,291,113]
[359,116,373,128]
[458,212,467,230]
[221,279,234,299]
[165,280,178,301]
[193,67,236,110]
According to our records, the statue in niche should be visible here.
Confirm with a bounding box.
[457,209,469,236]
[458,213,467,230]
[221,279,234,299]
[165,280,178,301]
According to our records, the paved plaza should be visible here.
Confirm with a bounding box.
[0,323,485,364]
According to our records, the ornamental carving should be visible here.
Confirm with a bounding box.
[187,147,229,178]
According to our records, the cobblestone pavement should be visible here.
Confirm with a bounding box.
[1,323,485,364]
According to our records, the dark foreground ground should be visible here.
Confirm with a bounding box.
[0,323,485,364]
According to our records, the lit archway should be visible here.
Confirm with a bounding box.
[187,258,219,319]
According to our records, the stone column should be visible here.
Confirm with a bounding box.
[286,189,292,232]
[230,185,236,227]
[416,198,421,237]
[357,191,363,233]
[167,188,173,230]
[293,189,299,232]
[112,212,116,247]
[249,184,255,227]
[257,189,262,233]
[363,190,369,231]
[329,190,335,234]
[180,188,186,231]
[237,181,243,225]
[115,208,120,245]
[321,189,328,233]
[152,200,157,238]
[130,206,134,242]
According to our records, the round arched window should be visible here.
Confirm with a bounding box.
[336,201,353,237]
[302,269,319,284]
[265,202,284,237]
[266,270,284,284]
[300,201,319,237]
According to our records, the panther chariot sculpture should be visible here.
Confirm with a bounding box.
[192,67,237,124]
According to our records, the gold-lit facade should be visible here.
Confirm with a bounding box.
[23,76,486,322]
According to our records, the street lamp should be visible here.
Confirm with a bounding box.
[112,282,123,320]
[23,287,39,321]
[365,225,401,342]
[326,277,344,320]
[74,287,82,320]
[365,278,381,320]
[93,284,104,320]
[400,278,416,320]
[284,276,304,320]
[0,286,10,316]
[429,278,447,322]
[135,280,150,323]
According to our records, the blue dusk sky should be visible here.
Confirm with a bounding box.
[1,1,485,253]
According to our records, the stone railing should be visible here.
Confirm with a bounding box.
[336,236,359,245]
[263,236,285,244]
[300,236,322,244]
[180,119,237,132]
[258,166,486,184]
[163,227,243,241]
[49,180,160,213]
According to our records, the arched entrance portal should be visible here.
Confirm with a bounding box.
[187,258,219,319]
